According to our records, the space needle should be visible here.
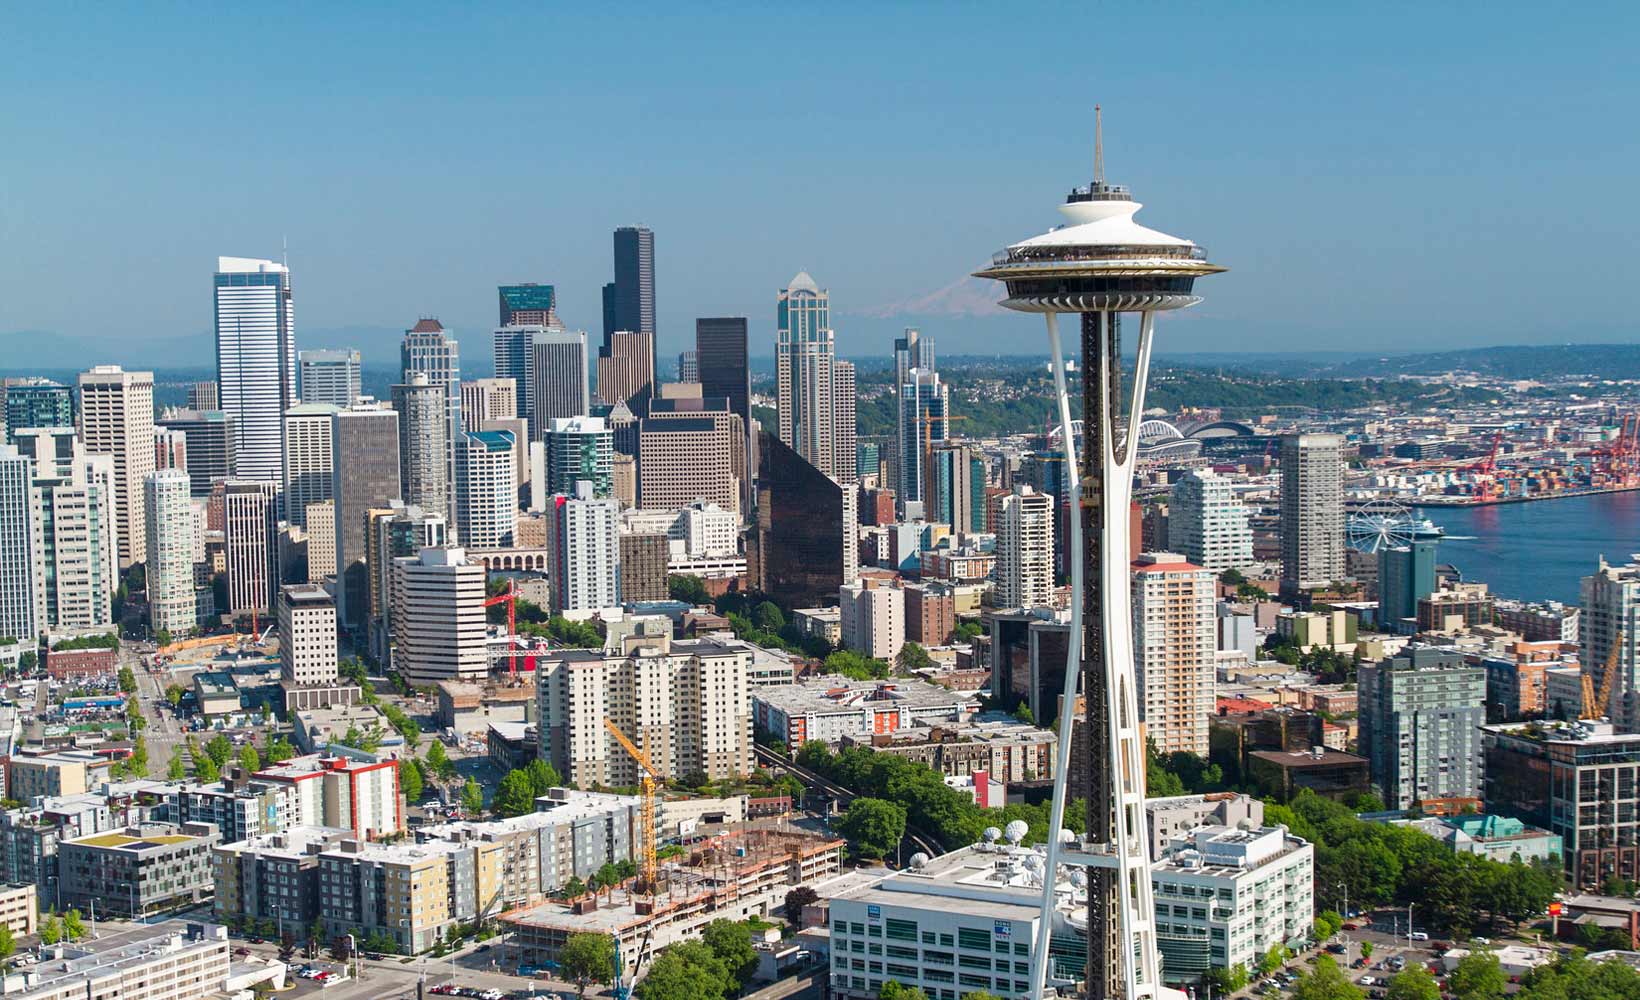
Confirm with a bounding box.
[974,108,1225,1000]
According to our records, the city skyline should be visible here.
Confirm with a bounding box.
[5,7,1639,369]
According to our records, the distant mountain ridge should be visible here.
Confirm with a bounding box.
[1313,344,1640,380]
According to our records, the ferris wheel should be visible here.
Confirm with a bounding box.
[1347,498,1419,554]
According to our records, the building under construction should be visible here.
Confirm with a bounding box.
[501,828,843,975]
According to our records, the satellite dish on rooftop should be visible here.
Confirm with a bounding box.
[909,852,931,869]
[1004,820,1029,844]
[983,826,1003,843]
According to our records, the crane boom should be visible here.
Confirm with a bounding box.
[1595,629,1625,719]
[604,718,660,892]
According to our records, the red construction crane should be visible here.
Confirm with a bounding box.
[484,580,520,676]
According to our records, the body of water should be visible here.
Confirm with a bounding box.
[1415,490,1640,606]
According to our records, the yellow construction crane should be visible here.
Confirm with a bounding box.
[1596,630,1625,719]
[604,718,662,892]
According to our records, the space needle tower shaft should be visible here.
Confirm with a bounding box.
[974,107,1225,1000]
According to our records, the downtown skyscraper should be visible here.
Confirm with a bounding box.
[298,349,361,407]
[893,327,935,494]
[77,365,154,567]
[609,226,654,339]
[0,445,39,642]
[599,227,656,415]
[14,428,117,630]
[215,256,294,482]
[776,272,855,484]
[1279,433,1345,597]
[401,319,461,525]
[897,367,949,511]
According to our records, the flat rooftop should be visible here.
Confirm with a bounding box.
[216,825,350,860]
[14,921,228,995]
[754,677,976,715]
[1248,748,1368,769]
[70,830,201,850]
[418,790,638,841]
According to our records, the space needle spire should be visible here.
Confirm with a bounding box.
[975,111,1225,1000]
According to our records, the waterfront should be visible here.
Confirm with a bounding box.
[1417,490,1640,606]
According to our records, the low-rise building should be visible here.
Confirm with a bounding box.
[57,822,219,918]
[1493,599,1580,644]
[290,702,402,755]
[504,829,842,972]
[838,719,1054,784]
[212,825,344,930]
[1152,824,1315,980]
[753,678,978,747]
[1375,813,1562,865]
[7,751,111,802]
[3,921,236,1000]
[0,881,38,937]
[191,671,243,718]
[792,607,842,645]
[251,750,404,840]
[1245,748,1372,803]
[1145,793,1265,862]
[435,679,534,735]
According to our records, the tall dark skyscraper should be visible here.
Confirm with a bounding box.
[611,226,655,339]
[601,283,617,343]
[695,318,750,432]
[331,407,401,633]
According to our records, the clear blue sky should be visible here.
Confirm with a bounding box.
[4,4,1637,369]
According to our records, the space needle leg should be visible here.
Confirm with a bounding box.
[1028,310,1084,1000]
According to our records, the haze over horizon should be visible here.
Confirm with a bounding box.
[5,5,1638,370]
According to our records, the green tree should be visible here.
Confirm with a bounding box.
[795,740,833,772]
[40,917,61,946]
[896,641,933,672]
[668,574,712,606]
[426,740,456,780]
[751,601,785,633]
[167,749,186,780]
[559,932,614,998]
[1206,965,1250,995]
[118,666,138,693]
[1291,956,1364,1000]
[205,733,234,765]
[958,992,1001,1000]
[399,757,424,802]
[129,735,150,776]
[1360,941,1374,959]
[266,736,295,763]
[491,770,537,817]
[194,754,220,782]
[837,797,906,860]
[525,758,564,795]
[155,628,172,648]
[337,725,383,753]
[784,885,818,921]
[0,922,15,961]
[461,776,483,815]
[637,941,733,1000]
[63,909,86,941]
[700,919,759,988]
[1012,703,1035,726]
[1384,967,1439,1000]
[1446,951,1505,1000]
[1259,943,1290,974]
[164,683,184,707]
[238,744,261,773]
[880,984,930,1000]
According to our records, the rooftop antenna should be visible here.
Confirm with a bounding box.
[1094,104,1104,185]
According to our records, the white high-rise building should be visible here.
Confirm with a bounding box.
[145,469,197,637]
[1280,433,1345,595]
[391,546,488,684]
[223,480,278,617]
[1131,553,1216,756]
[1168,468,1253,572]
[0,445,40,642]
[215,257,295,483]
[278,583,338,687]
[1581,556,1640,731]
[392,374,451,520]
[282,403,337,528]
[77,365,155,567]
[997,484,1054,609]
[455,430,517,550]
[839,582,905,663]
[776,272,854,483]
[13,428,118,630]
[298,349,361,408]
[551,480,620,613]
[401,320,462,525]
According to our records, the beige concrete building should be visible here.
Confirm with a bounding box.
[4,922,234,1000]
[304,499,335,579]
[460,376,517,427]
[392,546,488,683]
[637,404,746,517]
[7,750,109,801]
[76,366,155,567]
[1132,553,1217,756]
[839,580,905,663]
[536,635,753,786]
[0,881,38,937]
